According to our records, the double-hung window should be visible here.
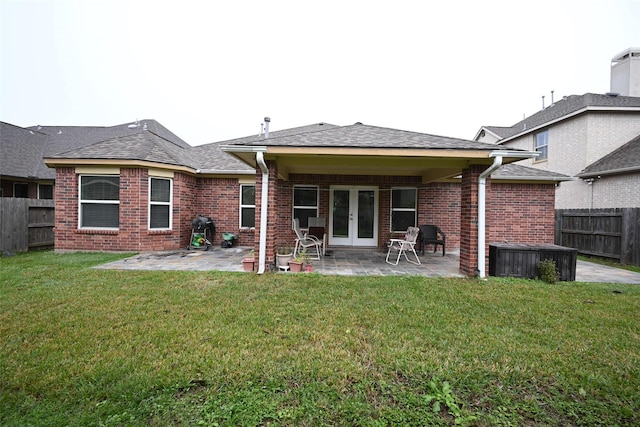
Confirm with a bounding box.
[240,184,256,228]
[79,175,119,228]
[293,186,318,228]
[535,130,548,161]
[391,188,417,232]
[38,184,53,200]
[149,177,172,229]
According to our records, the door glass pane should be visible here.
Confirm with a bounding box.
[332,190,349,238]
[357,190,374,239]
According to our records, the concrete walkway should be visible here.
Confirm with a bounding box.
[94,247,640,284]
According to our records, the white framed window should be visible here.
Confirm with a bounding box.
[149,177,172,230]
[535,130,548,161]
[240,184,256,228]
[293,185,318,228]
[79,175,119,229]
[391,187,417,232]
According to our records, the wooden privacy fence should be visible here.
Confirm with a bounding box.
[0,198,55,253]
[555,208,640,267]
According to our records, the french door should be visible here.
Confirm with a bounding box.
[329,186,378,247]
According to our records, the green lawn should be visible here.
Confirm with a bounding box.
[1,251,639,426]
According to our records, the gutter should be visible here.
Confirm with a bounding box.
[256,151,269,274]
[477,150,539,279]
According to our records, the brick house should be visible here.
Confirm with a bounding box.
[44,119,569,277]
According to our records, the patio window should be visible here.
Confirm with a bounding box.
[240,184,255,228]
[38,184,53,200]
[535,130,548,161]
[149,177,172,229]
[293,185,318,228]
[79,175,119,229]
[391,188,417,232]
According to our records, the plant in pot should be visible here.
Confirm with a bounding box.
[242,249,255,272]
[302,250,313,272]
[276,246,294,270]
[288,251,305,273]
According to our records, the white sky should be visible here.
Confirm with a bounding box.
[1,0,639,145]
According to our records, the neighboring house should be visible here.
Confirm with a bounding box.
[42,119,570,277]
[474,47,640,209]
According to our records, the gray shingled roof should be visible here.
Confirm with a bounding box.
[577,134,640,177]
[484,93,640,141]
[49,131,199,169]
[492,163,572,181]
[0,122,49,179]
[227,122,504,151]
[188,123,338,173]
[1,120,189,180]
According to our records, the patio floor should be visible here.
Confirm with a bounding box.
[95,246,464,277]
[94,246,640,284]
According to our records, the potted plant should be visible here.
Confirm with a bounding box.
[242,249,255,272]
[276,246,294,270]
[302,250,313,272]
[288,252,304,273]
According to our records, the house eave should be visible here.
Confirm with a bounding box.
[577,166,640,178]
[43,158,197,174]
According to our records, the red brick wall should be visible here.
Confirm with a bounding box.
[420,182,461,249]
[487,183,556,245]
[55,168,195,252]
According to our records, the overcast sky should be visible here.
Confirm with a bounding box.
[1,0,638,145]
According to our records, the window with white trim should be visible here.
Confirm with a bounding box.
[79,175,119,228]
[293,185,318,228]
[535,130,548,161]
[391,188,417,232]
[149,177,172,229]
[240,184,256,228]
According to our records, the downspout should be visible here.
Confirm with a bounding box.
[256,151,269,274]
[477,155,503,279]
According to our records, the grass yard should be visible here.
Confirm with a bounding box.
[1,251,639,426]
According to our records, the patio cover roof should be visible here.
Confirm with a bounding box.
[222,122,539,182]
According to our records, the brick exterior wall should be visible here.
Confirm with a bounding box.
[52,166,558,278]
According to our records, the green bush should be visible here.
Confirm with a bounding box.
[538,258,558,283]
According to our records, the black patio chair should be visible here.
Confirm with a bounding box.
[419,224,446,256]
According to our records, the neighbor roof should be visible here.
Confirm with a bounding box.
[480,93,640,142]
[577,134,640,178]
[2,119,187,180]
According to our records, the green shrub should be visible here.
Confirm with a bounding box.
[538,258,558,283]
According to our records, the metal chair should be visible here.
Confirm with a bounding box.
[293,218,322,260]
[386,226,421,265]
[307,216,327,255]
[419,224,446,256]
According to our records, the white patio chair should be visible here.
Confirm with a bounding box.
[293,218,322,260]
[385,226,421,265]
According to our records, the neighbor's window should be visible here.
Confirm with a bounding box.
[535,130,548,161]
[391,188,417,232]
[293,186,318,228]
[149,177,172,229]
[38,184,53,200]
[14,183,28,198]
[79,175,119,228]
[240,184,256,228]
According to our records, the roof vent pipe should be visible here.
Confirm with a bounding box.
[264,117,271,139]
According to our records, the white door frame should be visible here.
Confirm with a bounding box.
[328,186,378,247]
